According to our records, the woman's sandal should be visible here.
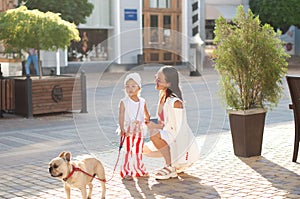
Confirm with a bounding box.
[154,165,178,180]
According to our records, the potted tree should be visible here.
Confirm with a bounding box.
[213,6,289,157]
[0,6,85,117]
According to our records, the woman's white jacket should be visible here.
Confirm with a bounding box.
[163,97,200,170]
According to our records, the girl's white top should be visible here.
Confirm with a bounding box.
[121,96,145,124]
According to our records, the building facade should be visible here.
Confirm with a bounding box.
[205,0,249,44]
[1,0,250,69]
[74,0,205,69]
[74,0,249,68]
[0,0,18,12]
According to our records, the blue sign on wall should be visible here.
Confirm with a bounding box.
[124,9,137,21]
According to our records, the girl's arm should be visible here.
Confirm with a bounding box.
[145,102,163,129]
[144,102,151,123]
[118,101,126,136]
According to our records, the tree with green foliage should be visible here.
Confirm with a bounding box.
[18,0,94,25]
[0,6,80,78]
[249,0,300,32]
[213,6,289,110]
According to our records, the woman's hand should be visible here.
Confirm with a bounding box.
[145,121,154,130]
[146,121,164,130]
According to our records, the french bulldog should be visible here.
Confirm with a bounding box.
[49,151,106,199]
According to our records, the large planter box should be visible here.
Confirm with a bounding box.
[229,109,266,157]
[14,75,85,117]
[0,78,15,111]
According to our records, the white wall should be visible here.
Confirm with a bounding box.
[110,0,142,64]
[206,0,249,19]
[78,0,112,29]
[40,49,67,67]
[181,0,189,63]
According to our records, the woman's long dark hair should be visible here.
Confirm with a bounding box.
[160,66,183,100]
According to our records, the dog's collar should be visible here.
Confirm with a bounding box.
[63,165,80,181]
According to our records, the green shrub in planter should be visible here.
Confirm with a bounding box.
[213,5,289,111]
[213,6,290,157]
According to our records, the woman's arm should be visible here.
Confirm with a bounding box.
[172,100,186,133]
[118,101,126,136]
[174,100,183,109]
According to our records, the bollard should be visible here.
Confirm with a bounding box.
[80,70,87,113]
[25,75,33,118]
[137,54,144,65]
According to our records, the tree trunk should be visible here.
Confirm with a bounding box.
[38,49,42,79]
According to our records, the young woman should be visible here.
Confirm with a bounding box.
[118,73,150,180]
[143,66,200,180]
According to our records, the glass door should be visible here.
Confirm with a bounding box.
[143,0,181,64]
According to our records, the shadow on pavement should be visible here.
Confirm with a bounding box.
[122,173,220,198]
[241,156,300,197]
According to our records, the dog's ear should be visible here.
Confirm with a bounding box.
[64,152,71,162]
[58,151,71,161]
[59,151,66,158]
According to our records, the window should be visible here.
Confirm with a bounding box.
[150,53,159,61]
[150,15,158,42]
[192,14,198,24]
[164,52,172,60]
[163,15,171,29]
[149,0,171,8]
[192,2,198,11]
[205,20,215,41]
[192,26,198,36]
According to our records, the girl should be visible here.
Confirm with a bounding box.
[118,73,150,180]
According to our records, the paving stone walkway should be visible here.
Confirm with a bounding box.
[0,64,300,198]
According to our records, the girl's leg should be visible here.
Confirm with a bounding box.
[120,136,132,178]
[133,153,147,177]
[132,134,147,177]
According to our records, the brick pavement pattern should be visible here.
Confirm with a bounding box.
[0,64,300,199]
